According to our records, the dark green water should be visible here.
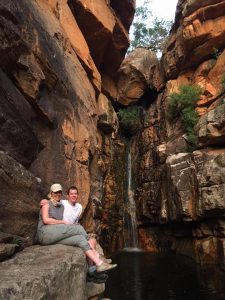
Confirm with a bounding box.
[104,250,225,300]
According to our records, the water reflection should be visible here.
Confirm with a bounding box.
[104,251,225,300]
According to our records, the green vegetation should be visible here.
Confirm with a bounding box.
[221,74,225,92]
[208,48,223,70]
[211,47,220,60]
[208,59,216,70]
[117,106,142,135]
[167,85,202,151]
[129,0,172,54]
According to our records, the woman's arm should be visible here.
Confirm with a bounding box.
[41,203,68,225]
[40,199,48,207]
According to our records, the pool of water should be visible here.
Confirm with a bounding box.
[104,250,225,300]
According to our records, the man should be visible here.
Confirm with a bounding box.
[63,186,111,283]
[61,186,82,224]
[61,186,111,262]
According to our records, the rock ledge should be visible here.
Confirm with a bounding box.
[0,244,104,300]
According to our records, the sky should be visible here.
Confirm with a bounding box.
[136,0,178,21]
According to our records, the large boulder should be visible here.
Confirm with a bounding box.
[0,244,104,300]
[117,48,161,105]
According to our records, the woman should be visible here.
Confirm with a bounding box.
[37,183,116,273]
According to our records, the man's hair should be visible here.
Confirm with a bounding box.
[67,186,78,194]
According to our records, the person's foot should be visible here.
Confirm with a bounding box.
[87,272,109,284]
[88,265,97,274]
[99,255,112,264]
[96,262,117,273]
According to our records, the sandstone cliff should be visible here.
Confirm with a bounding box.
[108,0,225,269]
[0,0,135,241]
[0,0,225,283]
[0,1,135,297]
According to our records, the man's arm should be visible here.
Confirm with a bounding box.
[75,204,83,223]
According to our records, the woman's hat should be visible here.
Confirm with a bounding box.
[48,183,63,199]
[50,183,62,192]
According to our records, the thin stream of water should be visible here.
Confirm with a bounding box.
[123,148,138,248]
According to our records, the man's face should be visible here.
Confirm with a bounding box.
[68,189,78,205]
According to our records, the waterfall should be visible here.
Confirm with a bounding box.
[123,146,138,249]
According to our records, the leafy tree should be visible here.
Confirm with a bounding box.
[129,0,172,54]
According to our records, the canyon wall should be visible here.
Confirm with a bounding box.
[0,0,135,242]
[0,0,224,273]
[110,0,225,269]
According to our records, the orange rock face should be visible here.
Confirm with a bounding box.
[0,0,133,242]
[68,0,129,76]
[117,48,160,105]
[163,0,225,79]
[35,0,102,91]
[110,0,136,30]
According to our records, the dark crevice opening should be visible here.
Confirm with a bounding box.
[113,86,158,113]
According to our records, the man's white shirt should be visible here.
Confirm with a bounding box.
[61,200,82,223]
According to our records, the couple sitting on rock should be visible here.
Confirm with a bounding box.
[36,183,117,282]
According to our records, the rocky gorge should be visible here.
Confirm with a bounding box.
[0,0,225,299]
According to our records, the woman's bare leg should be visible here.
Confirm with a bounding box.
[85,249,102,265]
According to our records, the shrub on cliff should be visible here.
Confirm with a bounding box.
[117,106,142,136]
[221,74,225,92]
[167,85,202,150]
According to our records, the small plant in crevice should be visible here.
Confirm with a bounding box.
[208,59,216,70]
[221,74,225,92]
[220,98,225,105]
[117,105,142,136]
[207,48,221,70]
[211,47,220,60]
[167,85,202,151]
